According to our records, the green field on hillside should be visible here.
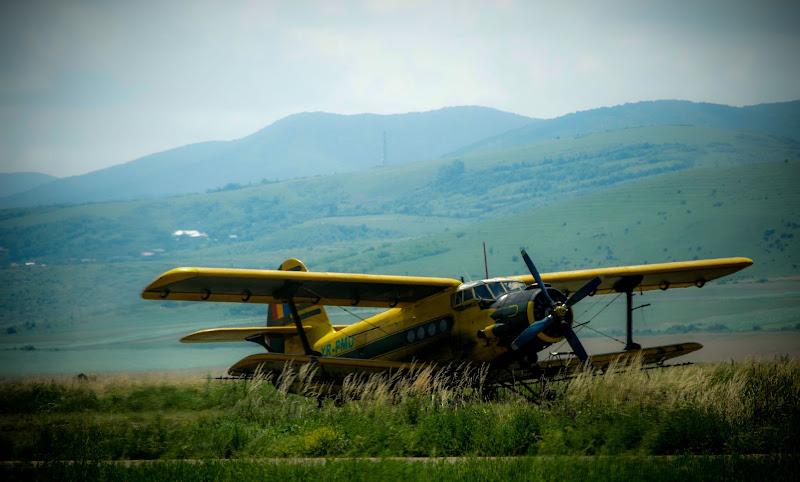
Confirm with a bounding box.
[333,158,800,278]
[1,126,798,375]
[2,158,798,340]
[2,126,797,265]
[310,158,800,337]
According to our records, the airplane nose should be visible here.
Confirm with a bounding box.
[480,296,534,340]
[511,249,602,362]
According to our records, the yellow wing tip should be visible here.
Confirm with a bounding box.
[141,267,200,296]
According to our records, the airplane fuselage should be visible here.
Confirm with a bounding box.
[288,279,571,366]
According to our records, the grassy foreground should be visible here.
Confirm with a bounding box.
[0,358,797,477]
[2,456,799,482]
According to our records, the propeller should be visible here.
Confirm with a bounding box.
[521,249,554,306]
[511,249,602,364]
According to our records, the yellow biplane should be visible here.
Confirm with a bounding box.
[141,251,752,398]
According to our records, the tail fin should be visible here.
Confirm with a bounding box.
[266,258,333,353]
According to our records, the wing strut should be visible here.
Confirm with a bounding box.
[287,297,321,356]
[244,333,273,353]
[613,275,646,351]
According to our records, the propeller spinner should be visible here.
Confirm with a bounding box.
[510,249,602,364]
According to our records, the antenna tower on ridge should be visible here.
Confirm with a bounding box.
[382,131,387,166]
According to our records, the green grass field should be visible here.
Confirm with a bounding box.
[3,455,798,481]
[0,358,797,478]
[1,358,797,459]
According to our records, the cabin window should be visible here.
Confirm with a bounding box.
[452,288,474,307]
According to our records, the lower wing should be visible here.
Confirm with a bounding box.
[536,342,703,378]
[181,325,350,343]
[228,353,441,378]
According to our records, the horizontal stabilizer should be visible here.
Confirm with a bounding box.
[181,326,313,343]
[537,342,702,377]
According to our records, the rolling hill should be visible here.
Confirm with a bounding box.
[1,156,797,377]
[449,100,800,157]
[0,172,58,198]
[1,124,798,340]
[1,125,797,266]
[331,159,800,281]
[2,100,799,211]
[308,157,800,336]
[1,123,799,375]
[0,106,534,209]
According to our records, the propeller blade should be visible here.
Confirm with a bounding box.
[521,249,554,306]
[565,275,603,308]
[511,315,552,350]
[561,321,590,364]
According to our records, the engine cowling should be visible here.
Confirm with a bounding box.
[481,285,574,354]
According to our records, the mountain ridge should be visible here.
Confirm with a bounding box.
[3,100,799,209]
[2,125,797,268]
[0,106,533,209]
[447,99,800,157]
[0,172,59,198]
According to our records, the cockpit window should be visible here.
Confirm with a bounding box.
[502,281,526,292]
[452,279,527,308]
[473,284,492,300]
[487,283,506,298]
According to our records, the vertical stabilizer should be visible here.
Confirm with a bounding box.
[266,258,333,353]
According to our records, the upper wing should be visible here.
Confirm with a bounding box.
[517,257,753,295]
[141,267,461,308]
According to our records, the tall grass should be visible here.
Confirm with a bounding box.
[553,356,800,454]
[3,456,800,482]
[0,358,797,461]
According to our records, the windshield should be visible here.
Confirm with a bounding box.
[502,281,526,292]
[473,284,492,300]
[452,279,526,307]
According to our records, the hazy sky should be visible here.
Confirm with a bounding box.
[1,0,798,177]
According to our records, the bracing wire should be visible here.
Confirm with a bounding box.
[335,305,367,321]
[292,284,393,336]
[550,292,626,353]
